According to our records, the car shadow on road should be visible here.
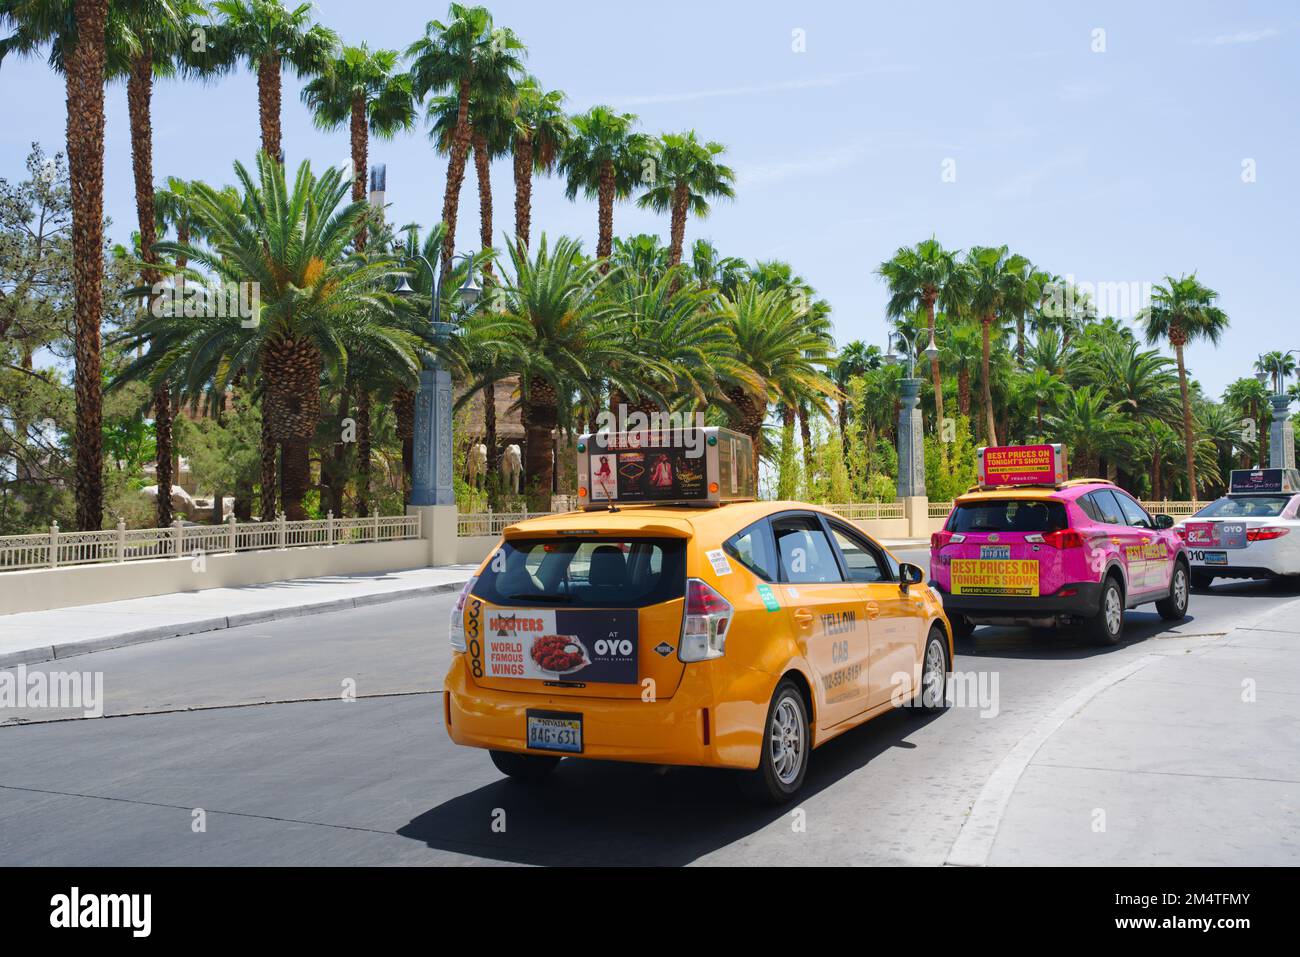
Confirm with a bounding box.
[397,707,946,866]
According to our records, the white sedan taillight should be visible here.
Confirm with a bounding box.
[449,576,478,652]
[680,578,733,662]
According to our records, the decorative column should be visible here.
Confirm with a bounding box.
[410,362,456,507]
[897,376,926,498]
[1269,394,1295,470]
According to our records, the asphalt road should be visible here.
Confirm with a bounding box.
[2,548,1298,866]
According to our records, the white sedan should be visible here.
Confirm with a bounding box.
[1177,492,1300,588]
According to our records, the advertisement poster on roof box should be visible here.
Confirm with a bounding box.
[483,608,638,683]
[590,447,705,502]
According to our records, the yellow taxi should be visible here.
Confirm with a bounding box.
[443,428,954,802]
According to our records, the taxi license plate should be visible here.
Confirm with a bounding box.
[950,558,1040,596]
[526,710,583,753]
[1197,550,1229,566]
[980,545,1011,560]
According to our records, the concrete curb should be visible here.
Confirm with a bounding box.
[1,578,470,670]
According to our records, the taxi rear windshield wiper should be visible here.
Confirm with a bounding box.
[506,592,572,603]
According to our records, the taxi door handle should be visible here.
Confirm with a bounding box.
[793,608,815,628]
[864,601,881,620]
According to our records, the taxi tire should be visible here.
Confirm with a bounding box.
[740,678,810,805]
[1190,571,1215,592]
[1156,560,1191,621]
[489,749,561,782]
[1083,575,1125,646]
[913,627,950,713]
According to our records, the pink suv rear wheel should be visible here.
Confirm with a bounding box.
[1083,575,1125,646]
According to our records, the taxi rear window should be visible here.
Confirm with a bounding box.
[1194,495,1294,518]
[473,538,686,608]
[947,499,1068,533]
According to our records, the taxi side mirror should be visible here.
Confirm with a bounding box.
[1153,514,1175,530]
[899,562,924,591]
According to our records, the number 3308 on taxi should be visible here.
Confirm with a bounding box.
[443,429,954,803]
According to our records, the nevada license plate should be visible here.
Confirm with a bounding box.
[1204,551,1228,566]
[526,710,583,753]
[980,545,1011,560]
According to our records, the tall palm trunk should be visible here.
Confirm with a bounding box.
[483,379,499,479]
[356,388,372,517]
[838,400,853,480]
[727,386,765,477]
[67,0,108,530]
[1171,326,1197,500]
[512,132,533,248]
[522,375,558,505]
[349,92,368,249]
[667,182,689,266]
[260,422,278,520]
[393,387,415,503]
[472,129,494,278]
[596,159,615,269]
[326,384,350,516]
[257,54,282,160]
[439,76,473,283]
[957,367,971,418]
[980,314,998,446]
[925,294,947,466]
[797,404,814,481]
[126,47,173,528]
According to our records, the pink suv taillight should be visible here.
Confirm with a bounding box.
[1043,529,1085,550]
[681,578,732,662]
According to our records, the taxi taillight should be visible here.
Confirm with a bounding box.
[1247,526,1290,542]
[680,578,732,662]
[449,575,478,652]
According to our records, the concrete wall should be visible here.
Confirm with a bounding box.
[0,540,428,615]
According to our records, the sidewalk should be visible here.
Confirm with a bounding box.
[0,566,477,668]
[952,595,1300,866]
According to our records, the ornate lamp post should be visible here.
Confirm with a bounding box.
[397,254,481,507]
[1257,352,1298,470]
[884,328,939,499]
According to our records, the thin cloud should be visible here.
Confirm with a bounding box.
[603,65,913,108]
[1194,27,1280,45]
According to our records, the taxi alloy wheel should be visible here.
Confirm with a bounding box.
[916,629,950,712]
[741,679,810,804]
[1156,561,1190,621]
[1085,577,1125,646]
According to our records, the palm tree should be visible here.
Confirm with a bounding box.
[301,43,415,249]
[560,105,648,266]
[208,0,339,160]
[689,238,745,295]
[1042,387,1131,478]
[111,0,203,528]
[509,75,569,249]
[1,0,111,529]
[945,320,983,421]
[877,238,965,457]
[407,3,524,282]
[496,234,637,501]
[715,284,837,475]
[1012,366,1066,441]
[124,154,416,519]
[1138,273,1230,500]
[832,341,876,471]
[1224,376,1270,467]
[636,131,735,266]
[963,245,1031,446]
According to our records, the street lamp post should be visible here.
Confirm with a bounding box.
[1257,352,1298,470]
[884,328,940,500]
[396,254,481,509]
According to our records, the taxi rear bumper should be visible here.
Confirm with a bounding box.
[932,581,1103,619]
[442,654,771,770]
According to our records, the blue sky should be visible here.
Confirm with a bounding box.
[3,0,1297,399]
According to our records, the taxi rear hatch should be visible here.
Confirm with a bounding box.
[466,523,692,700]
[933,496,1075,597]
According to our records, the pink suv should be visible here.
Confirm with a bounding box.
[929,480,1190,644]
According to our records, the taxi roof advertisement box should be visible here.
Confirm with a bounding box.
[1229,468,1300,494]
[576,427,756,508]
[978,444,1068,488]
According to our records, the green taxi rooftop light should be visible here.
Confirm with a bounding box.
[707,435,717,446]
[577,442,586,453]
